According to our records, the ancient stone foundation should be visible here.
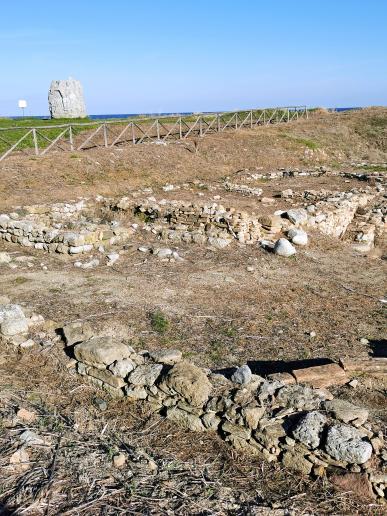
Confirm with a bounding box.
[1,302,386,500]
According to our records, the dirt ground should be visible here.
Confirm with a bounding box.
[0,108,386,514]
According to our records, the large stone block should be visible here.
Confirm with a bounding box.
[161,361,212,407]
[74,336,132,366]
[48,77,87,119]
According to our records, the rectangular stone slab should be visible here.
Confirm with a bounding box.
[292,363,348,388]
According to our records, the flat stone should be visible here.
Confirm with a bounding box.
[276,384,329,410]
[19,430,44,446]
[231,364,252,385]
[273,238,296,257]
[161,361,212,407]
[292,411,327,449]
[74,336,132,366]
[292,363,348,389]
[87,366,126,388]
[201,412,221,431]
[149,349,182,365]
[325,424,373,464]
[242,406,266,429]
[330,473,375,500]
[128,363,163,386]
[109,358,136,377]
[224,421,252,441]
[324,399,368,427]
[267,372,296,385]
[166,407,205,431]
[282,450,313,475]
[62,321,93,346]
[124,385,148,400]
[286,208,308,225]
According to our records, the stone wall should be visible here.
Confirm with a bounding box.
[1,187,385,256]
[1,302,385,499]
[0,199,133,254]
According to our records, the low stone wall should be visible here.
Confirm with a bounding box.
[130,199,263,246]
[0,185,384,255]
[1,302,386,499]
[0,199,133,254]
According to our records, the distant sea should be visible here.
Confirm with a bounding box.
[9,108,360,120]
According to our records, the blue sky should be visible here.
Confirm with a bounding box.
[1,0,386,116]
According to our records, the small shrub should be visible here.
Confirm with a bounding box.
[150,310,170,334]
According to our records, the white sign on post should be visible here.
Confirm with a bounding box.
[18,99,27,118]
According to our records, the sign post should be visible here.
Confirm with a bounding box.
[18,99,27,118]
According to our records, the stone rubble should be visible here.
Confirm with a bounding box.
[1,170,385,258]
[1,301,386,500]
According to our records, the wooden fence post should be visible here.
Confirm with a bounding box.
[156,119,160,140]
[103,124,108,147]
[32,128,39,155]
[69,126,74,151]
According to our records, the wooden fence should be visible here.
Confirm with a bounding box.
[0,106,308,162]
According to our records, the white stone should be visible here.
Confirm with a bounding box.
[0,252,12,265]
[106,252,119,266]
[48,77,87,118]
[325,424,372,464]
[155,248,173,259]
[109,358,136,377]
[288,228,308,246]
[231,364,252,385]
[0,304,28,336]
[286,208,308,225]
[273,238,297,257]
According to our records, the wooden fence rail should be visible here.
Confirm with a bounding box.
[0,106,308,162]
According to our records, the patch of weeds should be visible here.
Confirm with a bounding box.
[358,164,387,172]
[104,444,119,460]
[134,211,154,223]
[13,276,30,285]
[295,137,319,150]
[221,324,238,338]
[150,310,170,334]
[281,133,319,150]
[182,351,196,360]
[209,339,224,364]
[70,154,80,159]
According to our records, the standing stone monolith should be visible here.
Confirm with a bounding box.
[48,77,87,119]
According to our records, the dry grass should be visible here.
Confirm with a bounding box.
[0,107,386,211]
